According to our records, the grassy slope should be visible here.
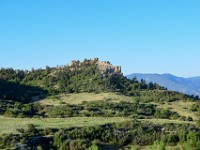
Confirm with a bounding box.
[0,116,131,135]
[2,93,130,135]
[39,92,198,120]
[151,100,198,120]
[2,93,199,137]
[38,92,133,105]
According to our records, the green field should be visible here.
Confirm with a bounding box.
[38,92,133,105]
[1,115,196,135]
[0,116,131,135]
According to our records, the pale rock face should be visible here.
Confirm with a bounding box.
[70,58,121,74]
[96,61,121,74]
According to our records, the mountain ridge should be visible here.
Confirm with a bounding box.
[126,73,200,97]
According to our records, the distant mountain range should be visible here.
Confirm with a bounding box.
[126,73,200,97]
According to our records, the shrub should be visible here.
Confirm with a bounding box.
[69,140,90,150]
[149,141,166,150]
[167,134,179,146]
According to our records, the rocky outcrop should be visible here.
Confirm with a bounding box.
[70,58,121,74]
[96,60,121,74]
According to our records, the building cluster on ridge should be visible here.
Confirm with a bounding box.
[70,58,121,74]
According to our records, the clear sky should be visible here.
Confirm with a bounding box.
[0,0,200,77]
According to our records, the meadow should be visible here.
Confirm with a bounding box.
[38,92,133,105]
[0,116,131,135]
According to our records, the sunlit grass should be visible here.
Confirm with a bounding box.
[38,92,133,105]
[151,100,198,120]
[0,116,131,135]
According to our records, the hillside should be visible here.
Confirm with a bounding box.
[0,58,167,103]
[0,59,200,149]
[127,73,200,97]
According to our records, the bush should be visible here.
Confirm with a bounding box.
[69,140,90,150]
[155,109,172,119]
[167,134,179,146]
[149,141,166,150]
[187,116,193,121]
[88,144,99,150]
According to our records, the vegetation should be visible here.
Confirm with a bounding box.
[0,120,200,149]
[39,92,133,105]
[0,59,200,149]
[0,60,168,103]
[0,116,130,135]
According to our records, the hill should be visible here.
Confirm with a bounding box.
[0,58,122,102]
[0,58,167,103]
[127,73,200,97]
[0,58,200,149]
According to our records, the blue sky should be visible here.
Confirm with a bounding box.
[0,0,200,77]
